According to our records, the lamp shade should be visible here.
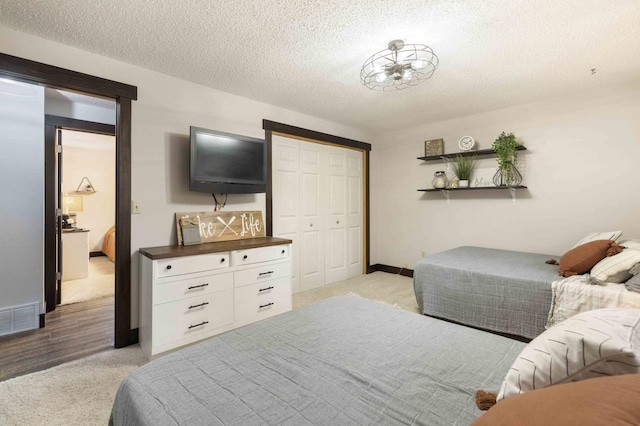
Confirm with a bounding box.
[63,195,83,212]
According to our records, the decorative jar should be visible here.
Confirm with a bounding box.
[432,171,449,189]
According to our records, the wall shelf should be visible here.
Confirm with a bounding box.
[417,185,527,193]
[417,145,526,161]
[418,186,528,204]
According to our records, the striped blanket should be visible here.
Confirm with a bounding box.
[546,275,640,328]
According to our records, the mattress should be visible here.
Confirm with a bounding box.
[414,246,560,339]
[110,296,524,426]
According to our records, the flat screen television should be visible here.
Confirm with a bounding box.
[189,126,266,194]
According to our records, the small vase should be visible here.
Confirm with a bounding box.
[459,180,469,188]
[432,171,449,189]
[493,163,522,187]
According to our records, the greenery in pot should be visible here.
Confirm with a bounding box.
[452,154,477,182]
[491,131,520,185]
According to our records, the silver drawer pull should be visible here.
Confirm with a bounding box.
[258,286,274,292]
[188,302,209,309]
[259,302,274,309]
[258,271,274,276]
[187,283,209,290]
[188,320,209,329]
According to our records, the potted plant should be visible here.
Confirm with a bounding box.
[452,154,477,188]
[491,131,522,186]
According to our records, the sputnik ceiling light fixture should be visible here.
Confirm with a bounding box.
[360,39,439,91]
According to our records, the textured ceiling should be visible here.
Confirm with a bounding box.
[2,0,640,134]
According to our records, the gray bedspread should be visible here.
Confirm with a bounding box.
[414,246,560,340]
[110,296,524,426]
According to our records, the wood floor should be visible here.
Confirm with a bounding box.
[0,296,114,382]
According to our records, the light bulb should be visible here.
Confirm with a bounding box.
[375,73,387,83]
[413,59,426,69]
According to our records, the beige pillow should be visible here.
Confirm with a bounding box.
[497,308,640,401]
[572,230,622,248]
[591,249,640,283]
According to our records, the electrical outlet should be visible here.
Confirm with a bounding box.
[132,200,141,214]
[402,263,408,269]
[421,251,426,257]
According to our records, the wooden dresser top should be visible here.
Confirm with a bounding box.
[139,237,292,260]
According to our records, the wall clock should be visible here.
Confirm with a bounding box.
[458,136,475,151]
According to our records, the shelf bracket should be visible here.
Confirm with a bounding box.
[509,187,517,205]
[440,189,451,204]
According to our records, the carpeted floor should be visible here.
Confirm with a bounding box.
[61,256,115,305]
[0,271,416,425]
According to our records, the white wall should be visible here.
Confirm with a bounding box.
[0,80,44,314]
[62,131,116,252]
[370,87,640,269]
[0,26,370,329]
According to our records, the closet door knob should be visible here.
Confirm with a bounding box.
[336,220,340,224]
[310,223,313,227]
[220,258,225,263]
[243,255,248,260]
[166,265,172,270]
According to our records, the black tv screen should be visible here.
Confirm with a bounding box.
[190,127,266,194]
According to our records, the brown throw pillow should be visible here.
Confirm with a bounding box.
[558,239,618,277]
[471,374,640,426]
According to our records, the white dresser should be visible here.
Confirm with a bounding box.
[139,237,292,359]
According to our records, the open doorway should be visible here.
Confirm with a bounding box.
[57,128,116,307]
[0,52,138,349]
[44,98,117,313]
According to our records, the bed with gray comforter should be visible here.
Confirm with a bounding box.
[414,246,560,340]
[110,296,524,426]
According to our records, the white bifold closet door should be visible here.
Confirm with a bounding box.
[272,135,363,294]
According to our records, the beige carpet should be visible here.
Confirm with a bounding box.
[61,256,115,305]
[0,271,416,425]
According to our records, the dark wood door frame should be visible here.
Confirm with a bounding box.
[1,52,138,348]
[262,120,372,271]
[44,116,116,312]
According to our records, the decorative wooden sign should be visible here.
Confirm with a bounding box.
[175,211,265,245]
[424,138,444,157]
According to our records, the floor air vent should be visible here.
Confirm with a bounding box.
[0,302,39,337]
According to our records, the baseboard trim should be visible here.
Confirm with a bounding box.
[368,263,414,278]
[39,313,45,328]
[90,251,107,258]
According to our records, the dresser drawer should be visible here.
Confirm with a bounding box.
[234,277,291,325]
[234,261,291,288]
[154,271,233,305]
[153,288,234,324]
[152,289,234,347]
[233,244,289,266]
[155,252,230,278]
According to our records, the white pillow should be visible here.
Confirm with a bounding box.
[572,231,622,248]
[497,308,640,401]
[590,249,640,283]
[621,240,640,251]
